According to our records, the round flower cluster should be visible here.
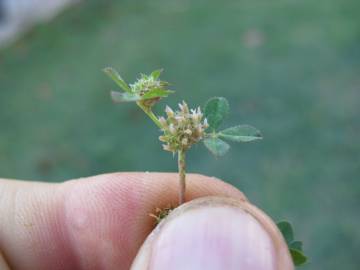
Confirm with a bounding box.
[158,101,209,153]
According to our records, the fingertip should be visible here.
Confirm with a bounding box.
[131,197,294,270]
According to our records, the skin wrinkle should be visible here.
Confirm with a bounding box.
[56,183,80,270]
[17,186,46,260]
[64,174,146,269]
[0,180,78,270]
[15,182,72,270]
[94,175,137,267]
[64,179,101,269]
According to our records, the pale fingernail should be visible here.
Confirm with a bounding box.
[132,198,290,270]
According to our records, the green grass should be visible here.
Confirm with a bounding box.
[1,0,360,268]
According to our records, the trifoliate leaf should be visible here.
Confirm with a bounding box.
[104,67,132,93]
[204,97,229,130]
[151,69,163,80]
[290,241,303,251]
[277,221,294,244]
[290,248,308,266]
[219,125,262,142]
[111,91,140,102]
[203,137,230,156]
[142,89,175,100]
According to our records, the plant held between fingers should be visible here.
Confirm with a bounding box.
[104,67,308,266]
[103,67,261,204]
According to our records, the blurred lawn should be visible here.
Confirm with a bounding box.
[0,0,359,269]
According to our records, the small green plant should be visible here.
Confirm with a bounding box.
[277,221,308,266]
[104,67,307,266]
[104,67,262,204]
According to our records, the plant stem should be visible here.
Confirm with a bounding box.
[137,102,162,129]
[178,149,186,205]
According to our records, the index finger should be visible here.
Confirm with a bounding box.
[0,172,245,270]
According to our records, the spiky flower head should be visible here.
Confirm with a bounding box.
[159,101,209,153]
[105,67,173,108]
[130,72,170,107]
[130,74,168,94]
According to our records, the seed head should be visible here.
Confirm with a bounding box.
[158,101,208,153]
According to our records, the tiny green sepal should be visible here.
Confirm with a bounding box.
[142,89,175,100]
[204,97,230,130]
[203,137,230,156]
[151,69,164,80]
[111,91,140,102]
[277,221,308,266]
[103,67,132,93]
[219,125,262,142]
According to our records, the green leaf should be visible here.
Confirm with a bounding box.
[290,241,303,251]
[277,221,308,266]
[219,125,262,142]
[203,137,230,156]
[290,248,308,266]
[142,89,174,100]
[204,97,230,130]
[104,67,132,93]
[277,221,294,244]
[151,69,163,79]
[111,91,140,102]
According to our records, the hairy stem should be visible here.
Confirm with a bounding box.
[137,102,162,129]
[178,149,186,205]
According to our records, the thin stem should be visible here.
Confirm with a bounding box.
[178,149,186,205]
[137,102,162,129]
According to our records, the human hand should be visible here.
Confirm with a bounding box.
[0,173,293,270]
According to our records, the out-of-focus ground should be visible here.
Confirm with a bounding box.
[0,1,359,269]
[0,0,78,48]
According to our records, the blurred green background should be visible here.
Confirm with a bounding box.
[0,0,359,269]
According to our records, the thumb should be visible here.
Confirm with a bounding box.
[131,196,294,270]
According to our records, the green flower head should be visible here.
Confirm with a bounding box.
[104,68,174,108]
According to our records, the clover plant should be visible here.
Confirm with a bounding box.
[104,67,307,266]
